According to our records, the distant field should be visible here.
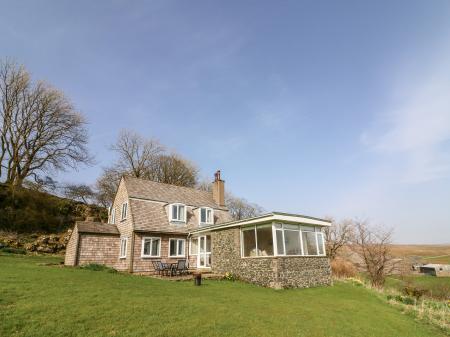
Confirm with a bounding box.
[0,253,446,337]
[389,244,450,264]
[386,275,450,300]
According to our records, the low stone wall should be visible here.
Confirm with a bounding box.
[211,227,332,289]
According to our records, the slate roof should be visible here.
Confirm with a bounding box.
[76,221,119,235]
[123,176,225,209]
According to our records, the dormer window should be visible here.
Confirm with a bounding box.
[199,207,213,226]
[170,203,186,223]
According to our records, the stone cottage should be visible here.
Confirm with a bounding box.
[65,171,332,288]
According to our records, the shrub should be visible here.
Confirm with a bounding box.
[331,258,357,278]
[0,246,26,254]
[402,285,426,301]
[79,264,117,273]
[223,272,236,281]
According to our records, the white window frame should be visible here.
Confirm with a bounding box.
[169,203,187,223]
[240,222,327,258]
[141,237,161,258]
[199,207,214,226]
[169,238,186,257]
[189,237,199,255]
[110,207,116,224]
[119,237,128,259]
[121,202,128,221]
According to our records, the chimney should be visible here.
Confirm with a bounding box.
[212,170,225,207]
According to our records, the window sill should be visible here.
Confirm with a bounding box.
[169,256,186,258]
[240,255,327,259]
[119,257,126,259]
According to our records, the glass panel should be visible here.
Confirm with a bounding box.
[284,224,299,230]
[143,239,151,255]
[276,230,284,255]
[206,253,211,267]
[199,254,205,267]
[190,238,198,255]
[172,205,178,220]
[200,208,206,223]
[178,240,185,256]
[302,231,318,255]
[179,205,185,221]
[207,209,212,223]
[274,223,282,229]
[169,240,176,256]
[317,233,324,255]
[242,228,256,257]
[206,235,211,253]
[256,226,273,256]
[284,230,301,255]
[301,226,314,232]
[199,236,205,253]
[151,239,160,256]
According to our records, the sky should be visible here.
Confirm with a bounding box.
[1,0,450,244]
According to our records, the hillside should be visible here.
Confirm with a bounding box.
[0,183,107,233]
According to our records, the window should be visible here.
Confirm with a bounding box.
[284,229,302,255]
[141,237,161,257]
[317,232,325,255]
[121,202,128,220]
[190,237,199,255]
[256,226,273,256]
[302,231,318,255]
[110,207,116,224]
[199,207,213,225]
[241,223,326,258]
[119,237,127,258]
[170,203,186,223]
[242,227,257,257]
[169,239,185,257]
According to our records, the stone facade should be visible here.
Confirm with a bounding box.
[211,227,332,289]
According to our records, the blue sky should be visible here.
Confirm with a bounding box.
[1,1,450,243]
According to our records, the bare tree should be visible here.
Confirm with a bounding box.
[64,183,95,204]
[350,220,396,287]
[0,60,91,187]
[148,154,198,187]
[95,130,199,205]
[226,193,264,220]
[324,218,354,260]
[111,129,164,178]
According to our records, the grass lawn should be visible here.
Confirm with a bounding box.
[386,275,450,300]
[0,254,447,337]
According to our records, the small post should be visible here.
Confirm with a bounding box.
[193,272,202,286]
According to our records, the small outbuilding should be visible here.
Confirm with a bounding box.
[419,264,450,277]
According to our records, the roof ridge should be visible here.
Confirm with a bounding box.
[123,176,212,195]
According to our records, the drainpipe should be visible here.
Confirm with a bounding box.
[128,231,135,273]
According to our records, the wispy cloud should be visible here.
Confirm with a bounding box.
[362,49,450,183]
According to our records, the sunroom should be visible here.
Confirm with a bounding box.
[241,222,326,258]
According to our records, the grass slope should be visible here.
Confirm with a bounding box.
[0,254,446,337]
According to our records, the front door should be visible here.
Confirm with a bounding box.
[197,235,211,268]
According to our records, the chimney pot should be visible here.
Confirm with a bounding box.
[212,170,225,207]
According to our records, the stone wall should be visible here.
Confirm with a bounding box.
[211,227,332,289]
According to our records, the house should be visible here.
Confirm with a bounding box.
[65,171,332,288]
[419,264,450,277]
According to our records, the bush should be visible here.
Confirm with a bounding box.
[402,285,426,301]
[79,264,117,273]
[223,272,237,281]
[331,258,357,278]
[0,246,26,254]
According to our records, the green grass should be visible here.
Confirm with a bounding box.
[0,254,447,337]
[386,275,450,300]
